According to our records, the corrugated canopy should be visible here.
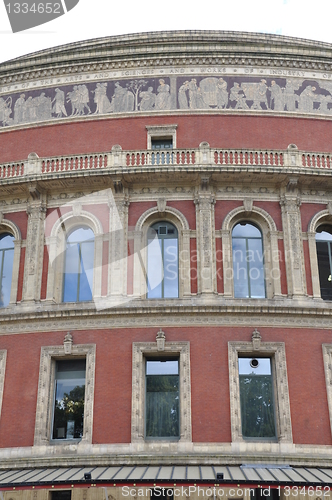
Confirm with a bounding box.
[0,465,332,488]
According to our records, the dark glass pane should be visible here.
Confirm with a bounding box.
[316,241,332,300]
[0,235,15,307]
[53,359,86,440]
[52,492,71,500]
[146,359,179,438]
[151,139,173,149]
[239,358,276,438]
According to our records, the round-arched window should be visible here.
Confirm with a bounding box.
[315,225,332,300]
[232,222,266,298]
[0,233,15,307]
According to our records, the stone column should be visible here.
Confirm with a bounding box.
[22,192,47,302]
[267,230,282,298]
[280,184,307,298]
[308,231,321,299]
[181,228,191,296]
[221,229,233,297]
[194,183,216,295]
[108,190,129,297]
[133,229,144,297]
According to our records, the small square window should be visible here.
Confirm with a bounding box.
[151,488,174,500]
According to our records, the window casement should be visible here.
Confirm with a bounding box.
[34,334,95,446]
[147,222,179,299]
[0,233,15,307]
[315,225,332,300]
[145,358,179,439]
[222,205,282,300]
[232,222,266,299]
[51,491,72,500]
[322,344,332,436]
[146,125,177,166]
[238,357,276,439]
[63,226,95,303]
[131,331,191,444]
[52,358,86,440]
[46,210,103,304]
[228,330,292,444]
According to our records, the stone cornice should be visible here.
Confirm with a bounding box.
[1,299,332,334]
[2,31,332,84]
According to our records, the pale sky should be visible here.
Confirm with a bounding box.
[0,0,331,64]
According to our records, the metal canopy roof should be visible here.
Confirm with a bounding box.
[0,465,332,488]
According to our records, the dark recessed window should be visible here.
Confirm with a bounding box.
[238,357,276,439]
[151,488,174,500]
[316,225,332,300]
[53,359,86,440]
[151,138,173,165]
[51,491,72,500]
[145,358,179,438]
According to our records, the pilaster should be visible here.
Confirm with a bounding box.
[22,189,47,303]
[194,178,216,295]
[108,188,129,297]
[280,180,307,298]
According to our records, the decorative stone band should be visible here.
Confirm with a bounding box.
[2,72,332,129]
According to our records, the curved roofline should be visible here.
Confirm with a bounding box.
[2,30,332,72]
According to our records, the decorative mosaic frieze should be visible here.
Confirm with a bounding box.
[3,72,332,129]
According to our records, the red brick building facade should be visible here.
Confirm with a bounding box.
[0,31,332,499]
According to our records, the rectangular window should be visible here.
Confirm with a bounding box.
[151,489,174,500]
[145,358,179,438]
[151,138,173,165]
[238,357,276,439]
[53,359,86,440]
[51,492,72,500]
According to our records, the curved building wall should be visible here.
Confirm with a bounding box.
[1,32,332,480]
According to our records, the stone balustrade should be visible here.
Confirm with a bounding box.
[0,145,331,180]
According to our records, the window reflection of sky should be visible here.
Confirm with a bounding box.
[55,378,85,402]
[238,357,271,375]
[146,360,179,375]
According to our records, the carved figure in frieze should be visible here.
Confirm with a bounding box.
[318,94,332,113]
[284,79,300,111]
[13,93,26,123]
[77,85,91,115]
[242,79,269,110]
[24,96,35,121]
[216,77,228,109]
[178,80,189,109]
[155,78,171,110]
[67,85,80,115]
[196,87,206,109]
[229,82,249,109]
[269,80,284,111]
[110,82,134,113]
[139,86,156,111]
[298,85,317,113]
[52,88,67,117]
[126,79,148,111]
[34,92,52,121]
[0,96,12,125]
[188,78,199,109]
[93,82,112,114]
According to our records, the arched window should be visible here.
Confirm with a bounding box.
[0,233,15,307]
[147,222,178,298]
[63,227,94,302]
[232,222,265,298]
[315,225,332,300]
